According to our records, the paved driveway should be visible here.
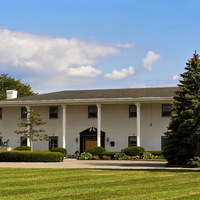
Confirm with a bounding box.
[0,159,198,170]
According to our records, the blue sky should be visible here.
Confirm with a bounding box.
[0,0,200,93]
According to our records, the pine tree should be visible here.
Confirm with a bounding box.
[14,110,49,151]
[164,51,200,165]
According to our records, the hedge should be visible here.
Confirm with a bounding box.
[124,146,145,156]
[14,146,31,151]
[51,147,67,157]
[86,146,106,155]
[147,151,163,156]
[98,152,120,159]
[0,151,64,162]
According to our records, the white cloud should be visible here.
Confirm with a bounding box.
[172,75,179,81]
[68,65,101,77]
[142,51,161,71]
[0,29,121,89]
[113,43,135,48]
[105,66,135,80]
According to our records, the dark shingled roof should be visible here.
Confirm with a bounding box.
[6,87,178,101]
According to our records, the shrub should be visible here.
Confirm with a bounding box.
[187,157,200,168]
[114,153,125,160]
[143,152,154,159]
[122,155,132,160]
[124,146,145,156]
[14,146,31,151]
[0,151,64,162]
[78,152,93,160]
[86,146,106,155]
[147,151,163,156]
[51,147,67,157]
[102,155,112,160]
[92,155,100,160]
[98,152,120,159]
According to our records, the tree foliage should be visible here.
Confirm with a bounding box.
[14,110,49,151]
[0,74,37,100]
[164,51,200,165]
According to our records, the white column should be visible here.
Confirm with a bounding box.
[136,103,141,146]
[97,104,101,147]
[25,106,31,147]
[61,105,66,149]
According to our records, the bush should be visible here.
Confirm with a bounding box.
[124,146,145,156]
[187,157,200,168]
[147,151,163,156]
[121,155,132,160]
[86,146,106,155]
[98,152,120,159]
[143,152,154,159]
[92,155,100,160]
[102,155,112,160]
[78,152,93,160]
[0,151,64,162]
[14,146,31,151]
[51,147,67,157]
[114,153,125,160]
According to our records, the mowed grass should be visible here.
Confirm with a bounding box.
[0,168,200,200]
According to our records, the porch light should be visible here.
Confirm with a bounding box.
[106,137,109,142]
[76,137,78,143]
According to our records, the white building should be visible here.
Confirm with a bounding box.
[0,87,176,156]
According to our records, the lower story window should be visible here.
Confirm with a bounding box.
[161,136,168,151]
[49,136,58,151]
[20,136,27,146]
[128,136,137,147]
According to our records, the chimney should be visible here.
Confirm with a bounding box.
[6,90,18,99]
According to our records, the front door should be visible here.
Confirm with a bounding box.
[80,127,105,153]
[85,140,97,151]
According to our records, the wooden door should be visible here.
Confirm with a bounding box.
[85,140,97,150]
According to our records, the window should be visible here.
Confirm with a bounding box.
[49,106,58,119]
[21,107,27,119]
[129,105,137,117]
[161,136,168,151]
[88,106,97,118]
[49,136,58,151]
[162,104,172,117]
[20,136,27,146]
[128,136,137,147]
[0,108,2,120]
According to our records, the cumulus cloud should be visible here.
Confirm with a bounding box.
[172,75,179,81]
[142,51,161,71]
[0,29,125,89]
[68,65,101,77]
[112,43,135,48]
[105,66,135,80]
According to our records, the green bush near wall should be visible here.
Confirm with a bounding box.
[86,146,106,155]
[0,151,64,162]
[14,146,31,151]
[124,146,145,156]
[51,147,67,157]
[147,151,163,156]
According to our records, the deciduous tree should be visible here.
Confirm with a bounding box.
[14,110,49,151]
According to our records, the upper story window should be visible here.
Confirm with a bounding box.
[162,104,172,117]
[21,107,27,119]
[129,105,137,117]
[49,106,58,119]
[128,136,137,147]
[88,106,97,118]
[0,108,2,120]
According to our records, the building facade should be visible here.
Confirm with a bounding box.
[0,87,176,155]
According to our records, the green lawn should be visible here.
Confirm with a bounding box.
[0,168,200,200]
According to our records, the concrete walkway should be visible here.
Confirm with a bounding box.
[0,159,199,170]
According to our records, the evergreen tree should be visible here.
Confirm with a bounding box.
[14,110,49,151]
[164,51,200,165]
